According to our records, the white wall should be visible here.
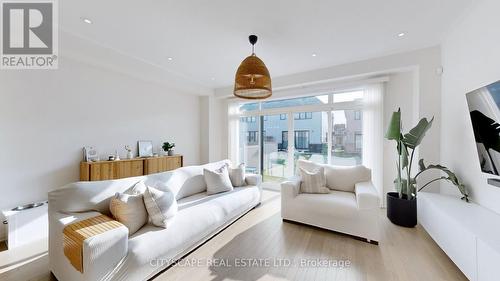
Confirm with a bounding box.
[208,47,442,204]
[441,0,500,215]
[383,71,419,203]
[0,57,202,240]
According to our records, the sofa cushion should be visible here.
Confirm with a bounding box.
[324,165,371,192]
[166,160,231,200]
[109,192,148,235]
[299,167,330,194]
[204,165,234,195]
[228,163,246,187]
[143,186,178,228]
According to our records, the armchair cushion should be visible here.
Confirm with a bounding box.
[325,165,371,192]
[354,181,379,210]
[299,167,330,194]
[245,173,262,186]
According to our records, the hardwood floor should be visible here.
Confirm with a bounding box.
[0,190,467,281]
[156,190,467,281]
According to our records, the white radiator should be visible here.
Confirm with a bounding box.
[2,201,48,249]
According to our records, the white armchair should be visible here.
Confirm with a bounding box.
[281,160,380,243]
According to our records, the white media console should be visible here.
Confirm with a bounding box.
[418,192,500,281]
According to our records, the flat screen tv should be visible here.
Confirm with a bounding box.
[466,80,500,180]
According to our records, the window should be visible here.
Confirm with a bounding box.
[355,133,363,150]
[234,90,367,182]
[295,130,310,150]
[294,112,312,120]
[247,131,258,145]
[331,110,362,165]
[354,110,361,120]
[241,116,257,123]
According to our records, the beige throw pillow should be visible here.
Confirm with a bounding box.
[143,186,178,228]
[299,167,330,194]
[228,163,246,187]
[109,192,148,235]
[204,165,234,195]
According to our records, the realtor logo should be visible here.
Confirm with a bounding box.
[1,0,58,69]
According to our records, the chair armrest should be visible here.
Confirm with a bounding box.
[50,211,128,280]
[245,173,262,186]
[281,176,301,198]
[354,181,379,210]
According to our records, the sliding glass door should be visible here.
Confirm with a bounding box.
[234,91,364,183]
[293,111,329,168]
[262,114,292,182]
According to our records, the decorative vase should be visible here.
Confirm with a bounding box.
[168,150,174,156]
[386,192,417,227]
[127,151,133,159]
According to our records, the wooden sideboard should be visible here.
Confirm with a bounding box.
[80,155,183,181]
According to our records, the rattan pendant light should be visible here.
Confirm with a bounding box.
[234,35,272,99]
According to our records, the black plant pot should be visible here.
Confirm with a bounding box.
[386,192,417,228]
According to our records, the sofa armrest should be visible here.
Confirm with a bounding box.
[354,181,379,210]
[281,176,301,198]
[245,173,262,186]
[50,211,128,280]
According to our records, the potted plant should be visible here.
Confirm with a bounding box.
[162,142,175,156]
[385,108,468,227]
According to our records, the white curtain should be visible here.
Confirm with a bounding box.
[227,101,240,164]
[362,83,384,206]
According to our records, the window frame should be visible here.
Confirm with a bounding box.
[233,90,364,168]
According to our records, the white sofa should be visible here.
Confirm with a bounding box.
[281,160,380,243]
[48,160,261,281]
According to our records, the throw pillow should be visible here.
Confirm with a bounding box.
[228,163,246,187]
[143,186,178,228]
[109,192,148,235]
[204,165,234,195]
[299,167,330,194]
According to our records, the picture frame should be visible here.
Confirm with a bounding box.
[83,146,99,162]
[138,141,154,157]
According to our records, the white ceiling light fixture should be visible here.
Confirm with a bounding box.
[312,53,317,57]
[167,57,173,61]
[81,17,92,24]
[397,32,406,37]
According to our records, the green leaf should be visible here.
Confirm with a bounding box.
[403,117,434,149]
[418,159,426,171]
[400,141,409,169]
[418,159,469,201]
[385,108,401,141]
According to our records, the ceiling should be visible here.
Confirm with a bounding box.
[60,0,475,90]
